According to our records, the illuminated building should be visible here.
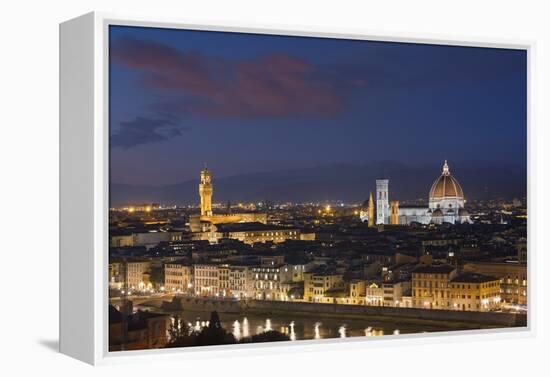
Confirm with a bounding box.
[108,260,153,291]
[450,273,501,312]
[109,262,123,289]
[192,263,251,298]
[382,280,411,307]
[132,230,183,249]
[413,264,502,312]
[349,280,366,301]
[228,265,249,299]
[368,192,375,227]
[376,179,389,224]
[362,161,472,225]
[164,262,193,293]
[189,167,267,233]
[126,261,152,291]
[303,268,344,303]
[338,280,367,305]
[390,201,400,225]
[366,282,384,306]
[199,166,213,216]
[109,230,184,250]
[359,191,375,227]
[250,266,286,300]
[463,262,527,308]
[427,160,471,224]
[279,264,306,283]
[412,264,457,309]
[193,264,220,296]
[212,222,300,245]
[218,264,230,297]
[110,232,133,247]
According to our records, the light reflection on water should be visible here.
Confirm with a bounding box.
[176,311,394,341]
[338,325,346,338]
[314,322,321,339]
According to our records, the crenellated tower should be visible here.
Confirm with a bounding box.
[199,166,213,216]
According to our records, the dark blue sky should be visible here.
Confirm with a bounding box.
[109,25,526,186]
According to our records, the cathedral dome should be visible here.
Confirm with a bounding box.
[429,161,464,200]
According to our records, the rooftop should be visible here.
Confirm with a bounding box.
[214,222,296,232]
[452,272,499,284]
[412,264,456,274]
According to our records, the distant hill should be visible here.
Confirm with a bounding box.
[109,161,526,206]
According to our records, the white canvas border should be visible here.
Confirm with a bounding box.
[61,11,535,365]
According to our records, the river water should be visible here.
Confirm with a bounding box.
[161,308,455,341]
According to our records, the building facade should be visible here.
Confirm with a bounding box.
[464,262,527,308]
[450,273,501,312]
[213,222,300,245]
[303,270,344,303]
[250,265,285,300]
[114,260,152,291]
[376,179,389,225]
[193,264,220,296]
[366,282,384,306]
[164,262,193,293]
[412,264,457,309]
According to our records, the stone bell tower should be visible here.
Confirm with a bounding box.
[376,178,389,225]
[199,165,213,216]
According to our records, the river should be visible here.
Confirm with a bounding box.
[160,308,457,341]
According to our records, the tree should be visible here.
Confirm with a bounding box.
[165,316,196,348]
[149,266,164,288]
[240,330,290,343]
[195,311,236,346]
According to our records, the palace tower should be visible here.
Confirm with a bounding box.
[199,167,213,216]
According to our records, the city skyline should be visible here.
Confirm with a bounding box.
[108,25,528,352]
[110,159,526,207]
[109,26,527,187]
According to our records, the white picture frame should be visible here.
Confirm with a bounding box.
[59,11,534,365]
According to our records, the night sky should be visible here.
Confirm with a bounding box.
[109,25,527,187]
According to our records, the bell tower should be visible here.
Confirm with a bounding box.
[199,165,213,216]
[367,192,375,227]
[376,178,389,224]
[390,200,400,225]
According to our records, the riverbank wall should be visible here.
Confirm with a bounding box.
[156,296,526,327]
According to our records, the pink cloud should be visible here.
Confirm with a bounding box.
[111,38,343,119]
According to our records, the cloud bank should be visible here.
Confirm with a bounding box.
[111,37,344,120]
